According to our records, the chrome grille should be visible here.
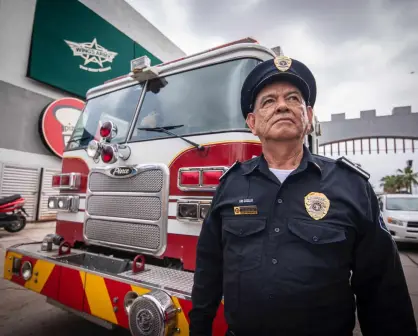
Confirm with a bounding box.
[85,218,160,250]
[87,195,161,220]
[85,164,169,256]
[89,170,163,192]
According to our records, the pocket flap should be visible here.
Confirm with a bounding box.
[288,221,346,244]
[223,217,266,237]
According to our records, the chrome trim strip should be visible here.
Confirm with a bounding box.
[176,198,212,224]
[52,173,81,190]
[126,81,148,143]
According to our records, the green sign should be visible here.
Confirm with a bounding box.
[28,0,162,98]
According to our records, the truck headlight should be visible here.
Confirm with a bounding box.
[388,217,405,226]
[21,261,33,280]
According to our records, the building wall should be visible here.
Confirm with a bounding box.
[0,0,67,100]
[0,0,185,166]
[80,0,186,62]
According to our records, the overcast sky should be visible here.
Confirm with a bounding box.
[125,0,418,122]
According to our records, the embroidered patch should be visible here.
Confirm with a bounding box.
[304,192,330,220]
[234,205,258,215]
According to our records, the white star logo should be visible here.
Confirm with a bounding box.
[64,38,118,71]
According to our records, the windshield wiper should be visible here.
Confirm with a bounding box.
[137,124,204,151]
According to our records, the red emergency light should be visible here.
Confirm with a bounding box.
[178,167,227,191]
[52,173,82,190]
[101,145,117,164]
[202,170,224,186]
[179,170,200,186]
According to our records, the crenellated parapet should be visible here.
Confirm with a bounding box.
[318,106,417,145]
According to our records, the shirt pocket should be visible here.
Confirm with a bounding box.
[286,220,349,275]
[222,216,267,272]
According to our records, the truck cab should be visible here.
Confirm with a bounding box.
[4,38,321,336]
[378,193,418,242]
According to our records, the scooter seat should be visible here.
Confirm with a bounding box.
[0,194,22,206]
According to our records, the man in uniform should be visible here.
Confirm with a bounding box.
[189,56,417,336]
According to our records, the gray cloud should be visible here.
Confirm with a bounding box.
[126,0,418,121]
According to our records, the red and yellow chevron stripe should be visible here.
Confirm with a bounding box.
[3,251,227,335]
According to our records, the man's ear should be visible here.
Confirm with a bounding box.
[246,112,257,136]
[306,106,314,134]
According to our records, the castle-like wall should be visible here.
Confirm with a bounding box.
[318,106,418,145]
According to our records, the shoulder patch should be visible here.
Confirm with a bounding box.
[220,161,241,181]
[336,156,370,180]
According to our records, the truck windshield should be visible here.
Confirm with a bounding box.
[386,197,418,211]
[129,58,259,142]
[66,84,143,150]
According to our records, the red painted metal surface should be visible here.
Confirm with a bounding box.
[55,220,84,246]
[168,142,261,196]
[163,233,199,271]
[103,278,132,328]
[41,264,61,301]
[58,267,85,311]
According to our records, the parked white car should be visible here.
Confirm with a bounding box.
[378,194,418,242]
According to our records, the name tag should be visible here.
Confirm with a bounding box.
[234,205,258,215]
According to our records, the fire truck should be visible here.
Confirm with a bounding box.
[3,38,321,336]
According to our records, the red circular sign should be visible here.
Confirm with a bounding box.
[39,97,85,158]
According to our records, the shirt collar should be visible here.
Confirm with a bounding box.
[242,145,322,177]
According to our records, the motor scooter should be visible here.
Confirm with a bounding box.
[0,194,28,233]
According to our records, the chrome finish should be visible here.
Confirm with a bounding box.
[127,290,178,336]
[47,195,79,212]
[85,164,169,256]
[21,261,32,280]
[177,166,228,192]
[8,242,196,300]
[87,140,102,159]
[126,81,148,142]
[176,198,212,223]
[52,172,81,190]
[106,166,139,179]
[124,291,140,314]
[116,144,131,161]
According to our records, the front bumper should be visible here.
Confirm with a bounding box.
[387,224,418,243]
[3,241,227,336]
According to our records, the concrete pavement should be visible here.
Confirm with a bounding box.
[1,222,418,335]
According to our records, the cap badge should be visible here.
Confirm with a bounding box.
[304,192,330,220]
[274,56,292,72]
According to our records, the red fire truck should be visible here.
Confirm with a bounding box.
[3,38,320,335]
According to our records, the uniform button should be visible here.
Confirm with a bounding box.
[277,199,283,204]
[272,258,277,264]
[274,228,280,233]
[312,236,319,242]
[269,294,274,299]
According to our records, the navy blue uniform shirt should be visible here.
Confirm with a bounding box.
[189,146,417,336]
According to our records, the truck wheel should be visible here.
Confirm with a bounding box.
[4,215,27,233]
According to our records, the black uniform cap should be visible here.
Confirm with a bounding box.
[240,56,317,118]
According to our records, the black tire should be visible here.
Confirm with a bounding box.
[4,215,27,233]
